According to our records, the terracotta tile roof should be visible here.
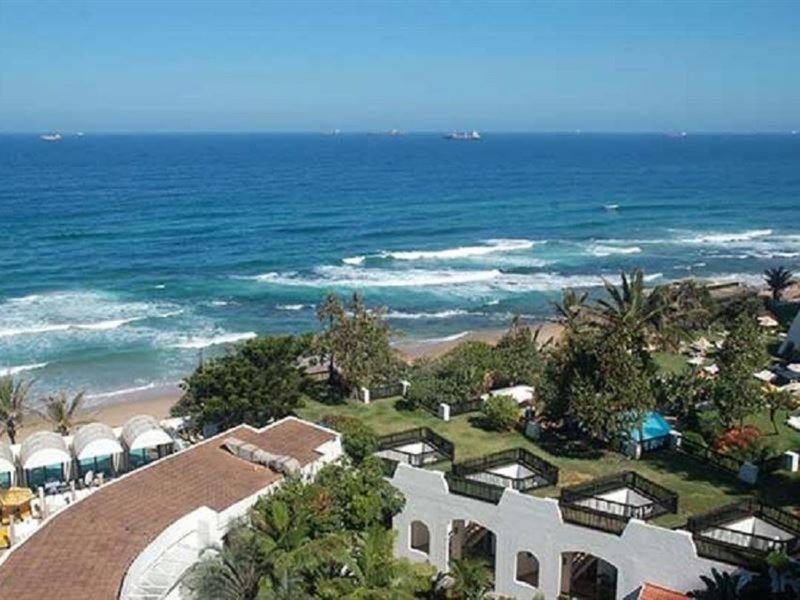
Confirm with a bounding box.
[0,418,335,600]
[640,583,690,600]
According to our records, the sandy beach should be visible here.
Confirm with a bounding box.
[11,321,564,442]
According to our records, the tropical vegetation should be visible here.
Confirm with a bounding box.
[173,335,311,431]
[0,376,33,444]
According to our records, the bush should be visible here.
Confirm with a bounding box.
[715,426,772,462]
[482,394,519,431]
[405,369,463,410]
[320,414,378,464]
[696,409,725,442]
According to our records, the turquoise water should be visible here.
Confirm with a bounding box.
[1,133,799,401]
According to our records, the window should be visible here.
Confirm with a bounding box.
[516,551,539,587]
[78,455,115,478]
[26,464,64,489]
[0,471,11,489]
[410,520,430,555]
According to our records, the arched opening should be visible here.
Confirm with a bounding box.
[410,520,430,555]
[516,551,539,587]
[560,551,618,600]
[448,519,496,589]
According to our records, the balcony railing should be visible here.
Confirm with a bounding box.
[451,448,559,492]
[444,472,505,504]
[559,471,678,535]
[377,427,455,469]
[686,498,800,568]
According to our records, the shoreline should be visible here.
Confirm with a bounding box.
[12,320,564,442]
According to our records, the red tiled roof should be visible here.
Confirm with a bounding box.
[640,583,690,600]
[0,418,335,600]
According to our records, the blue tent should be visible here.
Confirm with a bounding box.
[630,411,671,442]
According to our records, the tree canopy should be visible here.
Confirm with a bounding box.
[173,335,310,431]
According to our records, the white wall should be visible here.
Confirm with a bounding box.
[390,464,736,599]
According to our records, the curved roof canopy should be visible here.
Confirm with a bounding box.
[20,431,71,470]
[0,441,14,474]
[73,422,124,461]
[122,415,172,451]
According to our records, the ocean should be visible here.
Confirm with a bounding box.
[1,133,799,403]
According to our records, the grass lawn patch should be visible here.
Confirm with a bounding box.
[297,395,798,526]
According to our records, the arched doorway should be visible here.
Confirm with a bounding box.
[516,550,540,587]
[560,551,618,600]
[410,520,430,555]
[449,519,497,589]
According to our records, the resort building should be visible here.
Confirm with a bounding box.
[386,459,798,599]
[0,416,342,600]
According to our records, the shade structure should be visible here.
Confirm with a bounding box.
[121,415,172,451]
[19,431,70,471]
[631,412,671,442]
[73,423,123,461]
[0,487,34,509]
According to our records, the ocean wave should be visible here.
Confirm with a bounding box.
[385,309,471,320]
[170,331,257,349]
[0,362,48,377]
[86,382,158,400]
[0,311,181,338]
[259,266,504,288]
[381,238,536,261]
[277,304,312,311]
[588,244,642,257]
[677,229,773,244]
[342,256,366,266]
[416,331,471,344]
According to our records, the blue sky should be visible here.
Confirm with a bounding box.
[1,0,798,132]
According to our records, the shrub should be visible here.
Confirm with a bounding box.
[482,394,519,431]
[696,409,724,443]
[321,414,378,464]
[715,426,771,462]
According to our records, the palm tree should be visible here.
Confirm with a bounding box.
[184,528,265,600]
[764,266,795,301]
[447,558,491,600]
[39,390,87,435]
[689,568,745,599]
[0,376,33,444]
[551,287,588,331]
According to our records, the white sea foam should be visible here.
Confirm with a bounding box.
[277,304,310,311]
[0,362,48,377]
[678,229,773,244]
[385,309,470,320]
[87,382,158,400]
[417,331,471,344]
[588,244,642,257]
[0,311,180,338]
[170,331,257,349]
[342,255,366,266]
[381,238,536,261]
[259,266,504,288]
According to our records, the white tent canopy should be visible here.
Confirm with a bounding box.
[122,415,173,451]
[73,422,124,461]
[0,441,15,474]
[20,431,71,471]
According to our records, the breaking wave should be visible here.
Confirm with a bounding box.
[381,239,536,261]
[588,244,642,257]
[0,362,49,377]
[385,309,471,320]
[170,331,257,349]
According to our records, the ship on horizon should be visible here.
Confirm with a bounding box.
[443,130,481,141]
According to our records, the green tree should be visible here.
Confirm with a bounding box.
[494,316,547,387]
[321,415,379,465]
[185,526,266,600]
[541,327,655,443]
[316,292,398,391]
[482,395,519,431]
[38,390,87,435]
[447,558,492,600]
[174,335,309,431]
[764,267,795,301]
[0,376,33,444]
[713,313,767,428]
[689,568,745,599]
[551,287,588,331]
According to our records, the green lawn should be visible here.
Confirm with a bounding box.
[297,396,799,527]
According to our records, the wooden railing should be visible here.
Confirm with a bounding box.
[451,448,559,491]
